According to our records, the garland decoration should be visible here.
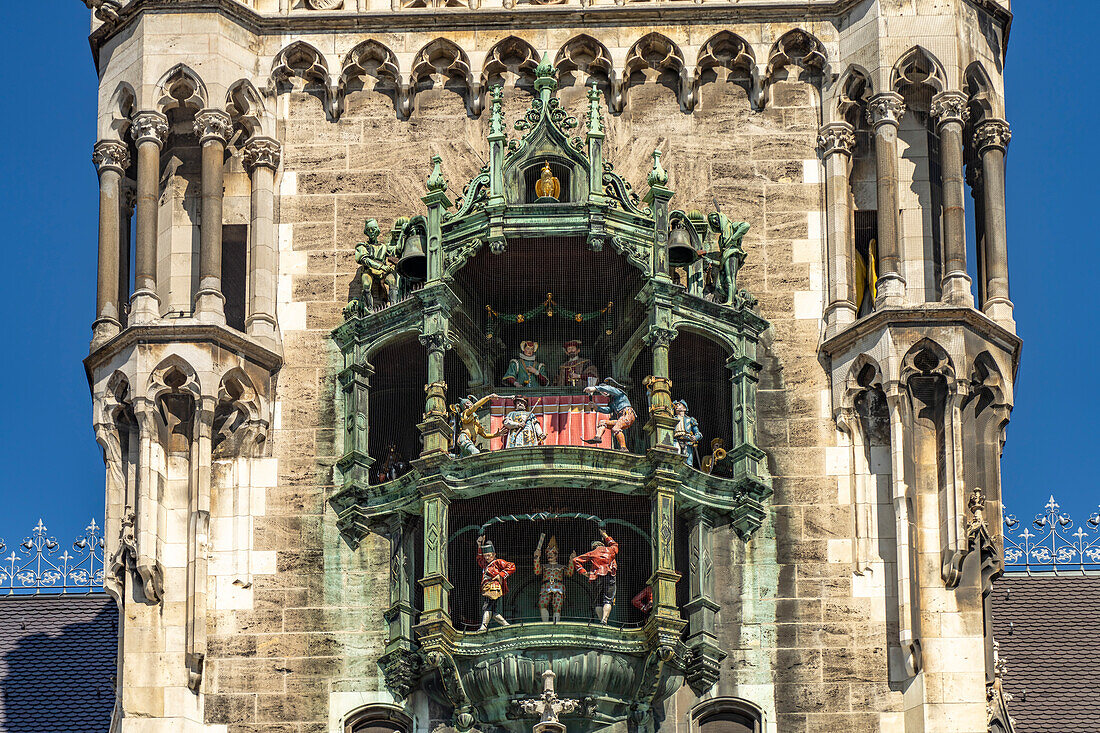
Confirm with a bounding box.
[485,293,613,339]
[478,512,605,536]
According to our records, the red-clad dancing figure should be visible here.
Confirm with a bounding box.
[476,535,516,632]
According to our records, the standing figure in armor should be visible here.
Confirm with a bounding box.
[555,340,599,387]
[450,393,499,457]
[533,535,576,623]
[572,527,619,624]
[503,341,550,388]
[352,218,398,310]
[500,395,546,448]
[476,536,515,632]
[706,212,750,305]
[583,378,635,452]
[672,400,703,467]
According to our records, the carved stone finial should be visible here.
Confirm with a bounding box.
[974,119,1012,154]
[488,85,505,137]
[930,90,970,127]
[193,109,233,146]
[92,140,131,174]
[131,111,169,147]
[865,92,906,129]
[241,137,282,172]
[647,149,669,188]
[586,80,604,136]
[426,155,448,193]
[817,122,855,157]
[534,51,556,81]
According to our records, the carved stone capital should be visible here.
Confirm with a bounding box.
[193,109,233,146]
[92,140,130,175]
[974,119,1012,154]
[419,332,453,354]
[930,90,970,127]
[645,326,678,349]
[865,93,906,130]
[131,111,168,148]
[242,137,282,172]
[817,122,855,157]
[305,0,344,6]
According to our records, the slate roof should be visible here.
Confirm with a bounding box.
[0,594,118,733]
[990,573,1100,732]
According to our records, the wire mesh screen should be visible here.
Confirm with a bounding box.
[448,489,653,629]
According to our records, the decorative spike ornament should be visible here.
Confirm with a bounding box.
[647,149,669,188]
[426,155,448,194]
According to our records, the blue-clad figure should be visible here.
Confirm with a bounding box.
[583,378,635,452]
[672,400,703,467]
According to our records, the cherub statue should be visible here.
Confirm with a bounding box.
[533,534,576,623]
[450,393,500,457]
[350,218,398,311]
[706,212,750,305]
[476,535,515,631]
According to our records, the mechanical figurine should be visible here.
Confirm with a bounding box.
[503,340,550,388]
[476,536,516,632]
[672,400,703,467]
[572,526,619,624]
[533,535,576,623]
[500,394,547,448]
[583,378,635,452]
[555,340,599,387]
[450,393,500,457]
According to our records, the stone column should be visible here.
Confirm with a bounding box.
[967,165,987,306]
[91,140,131,345]
[866,93,906,308]
[118,182,135,327]
[241,137,281,343]
[931,91,973,306]
[194,110,233,323]
[817,122,857,335]
[974,119,1013,326]
[129,112,168,324]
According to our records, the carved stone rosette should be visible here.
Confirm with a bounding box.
[193,109,233,146]
[131,111,169,147]
[974,119,1012,153]
[929,90,970,127]
[242,137,282,171]
[92,140,131,174]
[865,93,906,129]
[817,122,855,158]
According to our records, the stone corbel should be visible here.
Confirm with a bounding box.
[678,65,696,113]
[425,649,476,732]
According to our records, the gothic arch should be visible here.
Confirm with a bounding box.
[622,33,688,112]
[155,64,208,114]
[226,80,267,138]
[146,355,201,403]
[835,64,872,127]
[271,41,335,115]
[555,34,614,85]
[964,62,1002,120]
[842,354,884,410]
[892,46,946,110]
[338,40,402,118]
[481,36,540,91]
[214,367,268,457]
[147,355,201,451]
[765,29,827,81]
[900,338,956,386]
[410,39,473,113]
[102,82,136,141]
[696,31,756,108]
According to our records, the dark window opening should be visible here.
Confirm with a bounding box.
[345,706,412,733]
[693,698,763,733]
[222,224,247,331]
[523,160,572,203]
[927,122,944,300]
[854,210,879,317]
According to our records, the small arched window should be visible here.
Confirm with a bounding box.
[344,705,412,733]
[692,698,763,733]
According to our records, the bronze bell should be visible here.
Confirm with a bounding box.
[397,232,427,281]
[667,226,698,267]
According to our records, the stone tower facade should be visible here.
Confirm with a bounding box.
[82,0,1020,732]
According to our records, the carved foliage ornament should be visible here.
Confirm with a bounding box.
[242,137,282,172]
[974,119,1012,153]
[193,109,233,145]
[865,94,906,128]
[92,140,131,173]
[131,112,169,146]
[817,123,855,157]
[929,91,970,126]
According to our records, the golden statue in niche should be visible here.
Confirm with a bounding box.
[534,162,561,201]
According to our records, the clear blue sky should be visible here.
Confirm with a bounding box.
[0,4,1094,548]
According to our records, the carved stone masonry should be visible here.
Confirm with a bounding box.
[930,90,970,127]
[241,137,282,171]
[84,0,122,22]
[305,0,344,7]
[865,93,906,129]
[193,109,233,146]
[131,112,168,147]
[817,122,855,157]
[93,140,131,174]
[974,119,1012,153]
